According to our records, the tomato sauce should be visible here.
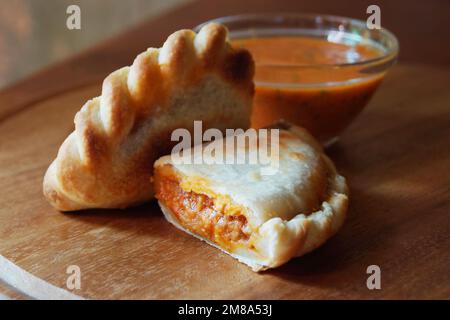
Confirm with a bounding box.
[232,36,385,142]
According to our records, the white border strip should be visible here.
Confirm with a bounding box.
[0,255,84,300]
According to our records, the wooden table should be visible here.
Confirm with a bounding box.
[0,0,449,299]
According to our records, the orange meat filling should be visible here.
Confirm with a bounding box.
[154,165,251,250]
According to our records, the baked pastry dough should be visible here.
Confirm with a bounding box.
[43,23,254,211]
[154,123,349,271]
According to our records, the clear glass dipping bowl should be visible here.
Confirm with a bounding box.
[195,13,399,144]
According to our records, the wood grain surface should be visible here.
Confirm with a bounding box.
[0,63,449,299]
[0,0,449,300]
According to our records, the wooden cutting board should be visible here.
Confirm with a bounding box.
[0,63,449,299]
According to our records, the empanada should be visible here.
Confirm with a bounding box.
[154,123,349,271]
[43,23,254,211]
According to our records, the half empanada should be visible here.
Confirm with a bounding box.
[43,23,254,211]
[154,123,349,271]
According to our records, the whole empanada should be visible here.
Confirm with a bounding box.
[43,23,254,211]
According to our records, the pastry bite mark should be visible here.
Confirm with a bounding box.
[154,124,349,271]
[43,23,254,211]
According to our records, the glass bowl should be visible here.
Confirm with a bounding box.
[195,13,399,144]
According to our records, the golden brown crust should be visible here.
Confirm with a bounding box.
[43,23,254,211]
